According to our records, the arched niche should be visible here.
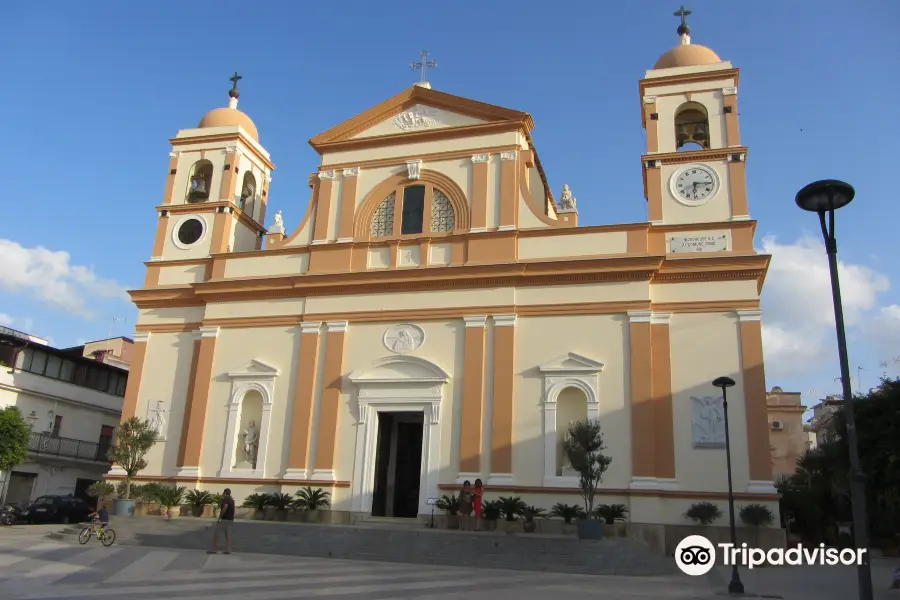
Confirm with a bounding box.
[186,159,214,203]
[240,171,257,218]
[347,355,450,516]
[539,352,603,487]
[675,101,710,151]
[219,359,279,479]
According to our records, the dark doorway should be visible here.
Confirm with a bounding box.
[371,412,423,518]
[74,478,99,509]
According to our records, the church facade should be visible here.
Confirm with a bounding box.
[109,26,779,527]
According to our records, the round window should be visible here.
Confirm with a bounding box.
[177,218,204,246]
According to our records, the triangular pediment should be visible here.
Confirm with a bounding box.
[539,353,605,373]
[309,86,533,151]
[227,359,280,379]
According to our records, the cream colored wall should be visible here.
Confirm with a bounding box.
[518,192,548,229]
[203,298,307,320]
[175,127,271,162]
[351,105,487,139]
[655,90,728,153]
[230,219,258,253]
[201,326,300,479]
[518,231,628,260]
[137,306,206,326]
[224,253,309,279]
[516,281,650,306]
[659,161,733,224]
[138,331,197,476]
[514,314,631,488]
[669,312,748,492]
[161,213,214,260]
[157,263,206,285]
[336,320,464,486]
[354,166,403,208]
[650,280,758,304]
[321,131,519,168]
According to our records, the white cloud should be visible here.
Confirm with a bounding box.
[0,239,129,318]
[0,313,35,333]
[861,304,900,361]
[760,234,892,381]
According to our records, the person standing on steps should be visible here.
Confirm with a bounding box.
[458,481,474,531]
[209,488,235,555]
[472,479,484,531]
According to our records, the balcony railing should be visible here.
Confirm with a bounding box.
[28,432,113,463]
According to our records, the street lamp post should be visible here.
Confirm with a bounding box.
[795,179,873,600]
[713,376,743,595]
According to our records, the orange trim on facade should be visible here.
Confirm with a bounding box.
[490,318,516,475]
[644,101,659,152]
[651,320,676,478]
[286,324,322,474]
[308,244,353,274]
[104,473,351,488]
[728,161,750,218]
[460,318,486,474]
[119,338,148,421]
[176,338,202,467]
[320,145,519,172]
[499,152,518,228]
[162,156,179,205]
[629,318,654,478]
[641,146,748,168]
[437,483,776,501]
[169,134,275,170]
[312,174,335,242]
[465,233,517,265]
[337,170,358,240]
[517,151,561,228]
[313,325,346,475]
[470,158,488,230]
[177,331,218,468]
[220,149,238,204]
[739,318,773,482]
[151,216,170,257]
[209,210,234,255]
[646,167,663,222]
[723,94,741,146]
[144,265,161,287]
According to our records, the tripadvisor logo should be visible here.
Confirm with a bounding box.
[675,535,867,576]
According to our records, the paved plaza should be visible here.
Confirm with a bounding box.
[0,526,898,599]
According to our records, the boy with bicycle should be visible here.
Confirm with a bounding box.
[88,504,110,533]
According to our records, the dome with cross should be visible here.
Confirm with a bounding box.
[197,72,260,141]
[653,6,722,70]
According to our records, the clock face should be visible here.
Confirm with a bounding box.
[674,166,717,204]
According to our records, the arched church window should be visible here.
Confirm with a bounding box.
[240,172,257,216]
[400,185,425,235]
[186,160,213,203]
[370,192,396,238]
[430,189,454,233]
[674,102,710,151]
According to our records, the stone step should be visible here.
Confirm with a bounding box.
[47,518,674,576]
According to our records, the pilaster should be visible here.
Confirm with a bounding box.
[311,321,347,480]
[337,167,359,242]
[489,314,516,485]
[736,309,773,489]
[469,154,489,233]
[312,170,335,244]
[459,315,487,480]
[498,151,518,231]
[284,322,323,481]
[176,326,219,477]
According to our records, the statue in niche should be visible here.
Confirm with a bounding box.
[241,421,260,468]
[559,184,577,210]
[691,396,726,448]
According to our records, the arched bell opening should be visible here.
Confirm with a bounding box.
[240,171,257,218]
[186,160,214,203]
[674,102,710,151]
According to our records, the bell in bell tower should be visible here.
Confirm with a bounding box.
[143,74,277,286]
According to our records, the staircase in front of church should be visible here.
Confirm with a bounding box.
[48,517,675,576]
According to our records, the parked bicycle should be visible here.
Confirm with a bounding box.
[78,519,116,547]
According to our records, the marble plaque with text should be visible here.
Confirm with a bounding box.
[670,234,728,254]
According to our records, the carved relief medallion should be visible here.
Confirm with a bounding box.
[383,323,425,354]
[393,107,437,131]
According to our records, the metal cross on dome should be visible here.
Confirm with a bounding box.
[229,71,242,98]
[674,5,692,25]
[410,50,437,84]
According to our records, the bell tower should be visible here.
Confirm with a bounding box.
[147,74,275,275]
[640,8,748,228]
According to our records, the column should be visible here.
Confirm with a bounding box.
[284,322,323,480]
[459,315,487,479]
[737,309,774,492]
[650,313,677,482]
[311,321,347,480]
[120,332,150,421]
[176,326,219,478]
[312,170,335,244]
[627,311,655,484]
[489,314,516,484]
[469,154,489,233]
[498,151,517,230]
[336,168,359,242]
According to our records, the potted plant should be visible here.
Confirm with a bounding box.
[137,482,163,516]
[480,500,501,531]
[156,485,186,520]
[242,493,269,520]
[267,493,293,521]
[86,481,116,512]
[685,501,723,526]
[210,493,223,519]
[561,418,612,539]
[740,503,774,546]
[497,496,526,534]
[521,505,546,533]
[550,503,585,534]
[294,486,330,523]
[185,489,213,517]
[106,417,157,518]
[436,494,460,529]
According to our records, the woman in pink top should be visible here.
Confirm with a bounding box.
[473,478,484,531]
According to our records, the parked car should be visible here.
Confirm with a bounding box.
[1,501,31,525]
[20,496,93,525]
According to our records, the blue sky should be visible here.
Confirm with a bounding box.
[1,1,898,409]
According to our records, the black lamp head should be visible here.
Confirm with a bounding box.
[795,179,854,213]
[713,376,736,389]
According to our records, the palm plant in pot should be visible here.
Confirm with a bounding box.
[497,496,526,534]
[267,493,293,521]
[185,489,213,517]
[105,417,157,517]
[156,485,186,520]
[551,503,585,534]
[210,493,224,518]
[595,503,628,535]
[740,503,774,547]
[294,487,331,523]
[521,505,546,533]
[242,493,270,520]
[480,500,502,531]
[436,494,460,529]
[561,418,612,539]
